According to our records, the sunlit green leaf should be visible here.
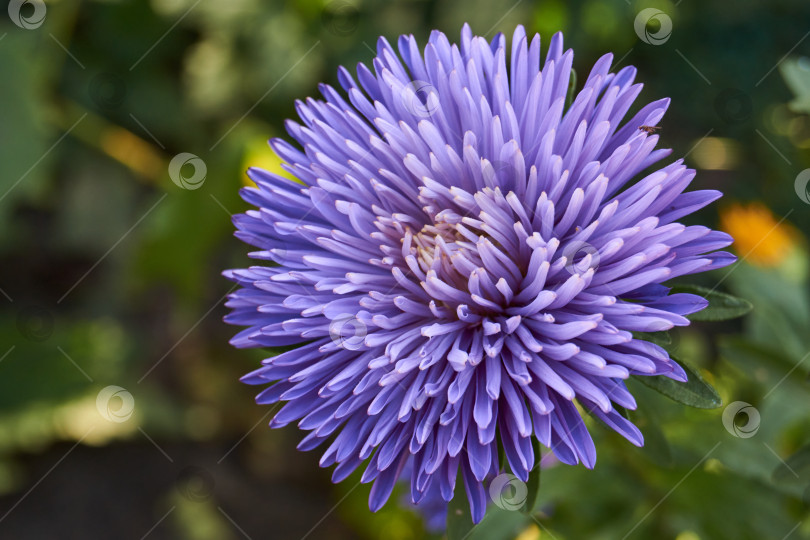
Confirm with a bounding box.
[780,57,810,114]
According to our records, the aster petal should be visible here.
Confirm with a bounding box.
[224,24,734,524]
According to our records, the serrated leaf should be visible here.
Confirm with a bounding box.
[672,284,753,321]
[521,439,541,514]
[772,444,810,485]
[447,473,476,540]
[635,358,722,409]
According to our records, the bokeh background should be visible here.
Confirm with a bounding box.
[1,0,810,538]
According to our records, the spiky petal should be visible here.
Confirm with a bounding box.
[224,25,734,523]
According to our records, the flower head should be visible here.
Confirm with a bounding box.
[224,25,734,522]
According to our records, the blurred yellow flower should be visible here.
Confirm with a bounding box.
[720,202,796,267]
[241,136,298,188]
[515,523,541,540]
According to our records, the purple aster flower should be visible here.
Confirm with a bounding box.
[224,24,735,524]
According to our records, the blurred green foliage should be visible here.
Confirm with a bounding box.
[1,0,810,538]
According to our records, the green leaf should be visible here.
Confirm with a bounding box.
[565,68,577,111]
[671,284,753,321]
[0,32,51,235]
[447,473,476,540]
[772,444,810,485]
[634,357,722,409]
[719,335,795,371]
[467,507,530,540]
[522,438,541,514]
